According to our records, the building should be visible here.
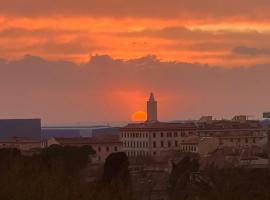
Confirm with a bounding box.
[41,126,119,139]
[180,136,219,155]
[42,135,122,162]
[268,130,270,169]
[197,117,265,148]
[0,137,41,151]
[147,93,158,122]
[121,122,197,157]
[263,112,270,119]
[0,119,41,139]
[121,92,197,157]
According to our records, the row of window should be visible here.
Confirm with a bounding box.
[123,141,149,148]
[97,146,118,152]
[126,150,151,157]
[123,140,179,148]
[181,145,197,152]
[153,141,178,148]
[122,131,194,138]
[220,137,256,145]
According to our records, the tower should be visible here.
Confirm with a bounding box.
[147,92,158,122]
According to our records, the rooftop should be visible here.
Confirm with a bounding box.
[52,135,121,145]
[197,120,262,130]
[121,122,196,130]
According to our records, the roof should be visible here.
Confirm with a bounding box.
[181,136,216,145]
[181,136,200,144]
[121,122,196,131]
[197,120,262,130]
[0,137,40,144]
[52,135,121,146]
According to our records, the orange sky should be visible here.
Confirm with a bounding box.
[1,0,270,66]
[1,1,270,124]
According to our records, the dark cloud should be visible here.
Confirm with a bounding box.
[0,28,83,38]
[121,26,270,43]
[233,46,270,56]
[0,0,270,21]
[0,54,269,124]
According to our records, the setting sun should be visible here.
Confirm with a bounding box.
[131,111,147,122]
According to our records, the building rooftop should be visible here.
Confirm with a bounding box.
[0,137,40,144]
[52,135,121,146]
[121,122,196,130]
[181,136,216,145]
[197,120,262,130]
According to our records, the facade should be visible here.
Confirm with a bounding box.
[263,112,270,118]
[0,137,41,151]
[180,136,219,155]
[42,135,122,162]
[268,130,270,169]
[147,93,158,122]
[121,122,197,157]
[197,117,266,148]
[0,119,41,139]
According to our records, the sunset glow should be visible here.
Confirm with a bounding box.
[0,0,270,66]
[131,111,147,122]
[1,0,270,124]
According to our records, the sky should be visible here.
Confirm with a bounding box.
[1,0,270,124]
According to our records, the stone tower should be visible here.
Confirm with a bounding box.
[147,92,158,122]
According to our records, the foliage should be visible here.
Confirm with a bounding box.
[169,156,270,200]
[0,147,134,200]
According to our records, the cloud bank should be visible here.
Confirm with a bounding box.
[0,55,269,125]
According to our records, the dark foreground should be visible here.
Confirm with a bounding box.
[0,147,269,200]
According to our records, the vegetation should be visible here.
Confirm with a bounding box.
[169,156,270,200]
[0,147,133,200]
[1,148,270,200]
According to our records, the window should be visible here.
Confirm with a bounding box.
[253,138,256,143]
[168,141,171,147]
[175,141,178,147]
[153,141,156,148]
[245,138,248,143]
[106,146,109,152]
[160,132,164,137]
[153,132,156,138]
[161,141,164,147]
[219,139,223,145]
[174,132,178,137]
[114,146,118,151]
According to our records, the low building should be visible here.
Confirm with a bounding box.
[180,136,219,155]
[41,126,119,139]
[42,135,122,162]
[197,119,265,148]
[0,137,41,151]
[121,122,197,157]
[0,119,41,139]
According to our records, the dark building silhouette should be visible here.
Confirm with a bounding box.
[41,126,119,139]
[0,119,41,139]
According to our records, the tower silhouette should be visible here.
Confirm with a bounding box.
[147,92,158,122]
